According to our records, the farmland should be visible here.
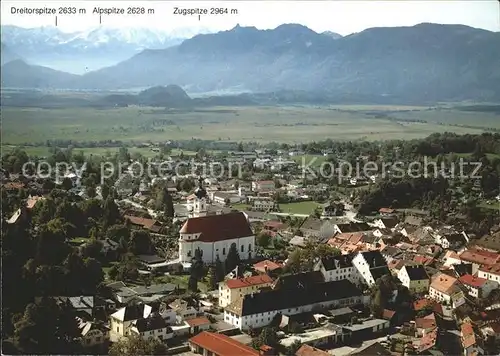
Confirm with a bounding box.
[2,104,500,151]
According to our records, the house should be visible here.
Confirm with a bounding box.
[252,180,275,192]
[218,274,274,307]
[459,248,500,274]
[379,208,395,216]
[77,319,109,348]
[189,331,259,356]
[428,273,460,304]
[458,274,498,299]
[397,265,429,294]
[333,222,371,234]
[223,279,364,329]
[471,231,500,253]
[129,313,173,342]
[253,259,283,275]
[352,251,390,287]
[299,217,324,237]
[372,217,399,230]
[295,344,330,356]
[169,298,202,322]
[178,212,255,265]
[124,215,164,234]
[415,313,437,337]
[109,304,153,342]
[313,254,361,285]
[478,263,500,284]
[280,326,346,349]
[185,316,212,334]
[461,322,484,356]
[252,199,278,212]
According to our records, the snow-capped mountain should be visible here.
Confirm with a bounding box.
[1,25,213,74]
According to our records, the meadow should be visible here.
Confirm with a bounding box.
[2,104,499,150]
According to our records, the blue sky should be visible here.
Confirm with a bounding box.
[1,0,499,35]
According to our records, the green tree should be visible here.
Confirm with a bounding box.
[102,196,120,228]
[225,243,241,273]
[257,232,271,248]
[207,266,217,291]
[129,230,153,254]
[109,333,167,356]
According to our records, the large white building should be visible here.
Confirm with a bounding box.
[179,211,255,264]
[351,251,390,287]
[224,279,366,330]
[313,254,361,285]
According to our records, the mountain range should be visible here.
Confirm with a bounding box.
[0,25,212,73]
[1,23,499,103]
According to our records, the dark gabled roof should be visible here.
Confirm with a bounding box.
[272,271,324,290]
[370,266,391,282]
[404,265,429,281]
[300,217,323,231]
[453,263,473,277]
[360,251,387,268]
[319,254,354,271]
[335,222,371,233]
[380,217,399,229]
[233,279,363,316]
[362,234,378,244]
[133,314,170,332]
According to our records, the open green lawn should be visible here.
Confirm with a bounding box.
[3,104,499,145]
[292,154,328,167]
[279,201,320,215]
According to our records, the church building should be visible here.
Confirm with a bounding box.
[178,211,255,265]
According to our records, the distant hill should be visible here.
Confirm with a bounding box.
[2,23,500,103]
[1,60,78,88]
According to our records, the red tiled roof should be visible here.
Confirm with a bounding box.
[3,182,25,190]
[460,249,500,266]
[416,313,436,330]
[480,263,500,275]
[413,298,435,311]
[186,316,211,327]
[459,274,488,288]
[189,331,258,356]
[253,260,283,272]
[379,208,395,214]
[461,322,476,349]
[226,274,273,289]
[295,344,330,356]
[383,309,396,320]
[124,215,162,231]
[418,327,438,352]
[179,212,253,242]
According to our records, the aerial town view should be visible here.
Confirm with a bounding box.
[1,0,500,355]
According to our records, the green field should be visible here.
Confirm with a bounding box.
[2,104,499,146]
[279,201,321,214]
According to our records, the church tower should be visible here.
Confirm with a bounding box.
[191,177,208,218]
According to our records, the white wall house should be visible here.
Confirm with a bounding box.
[223,279,366,330]
[397,265,429,294]
[352,251,390,287]
[179,212,255,265]
[458,274,498,299]
[478,264,500,285]
[313,255,361,286]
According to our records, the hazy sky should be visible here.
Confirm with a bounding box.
[1,0,499,35]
